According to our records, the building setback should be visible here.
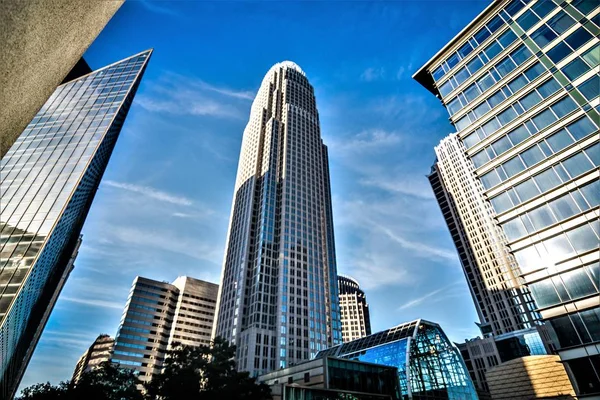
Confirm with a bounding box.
[111,276,218,384]
[0,50,151,398]
[72,334,115,383]
[414,0,599,397]
[0,0,124,157]
[316,319,478,400]
[213,61,341,376]
[337,275,371,342]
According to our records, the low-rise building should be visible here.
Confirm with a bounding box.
[258,356,400,400]
[316,319,479,400]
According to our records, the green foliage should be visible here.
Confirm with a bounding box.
[16,362,141,400]
[18,338,271,400]
[145,337,272,400]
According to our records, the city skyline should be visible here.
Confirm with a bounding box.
[21,0,492,389]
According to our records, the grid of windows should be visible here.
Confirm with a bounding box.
[418,1,600,395]
[111,276,218,383]
[0,51,151,399]
[214,62,341,376]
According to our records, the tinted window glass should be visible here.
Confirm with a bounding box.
[562,152,593,178]
[509,125,531,145]
[532,108,557,130]
[578,75,600,100]
[504,156,525,177]
[547,42,571,64]
[520,90,542,110]
[515,179,540,202]
[485,41,503,60]
[534,168,562,192]
[532,25,557,48]
[518,10,540,31]
[566,117,596,140]
[550,194,581,220]
[565,27,593,51]
[521,145,544,167]
[546,129,574,152]
[529,280,560,308]
[562,57,591,81]
[551,97,577,118]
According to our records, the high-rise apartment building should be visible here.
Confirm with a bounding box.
[337,275,371,342]
[429,135,539,336]
[111,276,218,383]
[1,0,124,157]
[0,50,151,398]
[214,61,341,376]
[414,1,599,397]
[72,334,115,383]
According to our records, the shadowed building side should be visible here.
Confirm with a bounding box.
[0,0,124,157]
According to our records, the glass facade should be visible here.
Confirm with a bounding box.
[316,320,478,400]
[214,61,341,376]
[416,0,599,397]
[0,50,151,398]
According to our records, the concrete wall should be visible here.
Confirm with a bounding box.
[0,0,124,158]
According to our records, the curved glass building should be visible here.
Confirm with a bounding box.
[316,319,478,400]
[213,61,341,376]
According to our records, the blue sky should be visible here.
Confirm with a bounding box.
[21,0,490,389]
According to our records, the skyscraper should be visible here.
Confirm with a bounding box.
[111,276,218,384]
[428,135,539,336]
[337,275,371,342]
[414,0,599,396]
[0,50,152,398]
[1,0,124,157]
[72,334,115,384]
[214,61,341,376]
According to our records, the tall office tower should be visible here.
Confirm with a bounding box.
[430,135,539,336]
[0,50,152,398]
[414,0,599,397]
[214,61,341,376]
[337,275,371,342]
[111,276,218,384]
[1,0,124,157]
[72,334,115,383]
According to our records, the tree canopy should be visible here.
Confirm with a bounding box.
[18,338,272,400]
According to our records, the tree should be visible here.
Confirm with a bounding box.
[145,337,271,400]
[17,381,69,400]
[73,361,144,400]
[17,362,143,400]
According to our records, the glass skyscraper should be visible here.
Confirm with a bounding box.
[316,320,478,400]
[414,0,599,397]
[0,50,151,398]
[214,61,341,376]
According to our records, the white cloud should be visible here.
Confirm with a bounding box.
[103,180,193,206]
[60,297,123,310]
[360,67,385,82]
[359,175,435,200]
[135,73,254,119]
[326,129,403,155]
[397,281,464,311]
